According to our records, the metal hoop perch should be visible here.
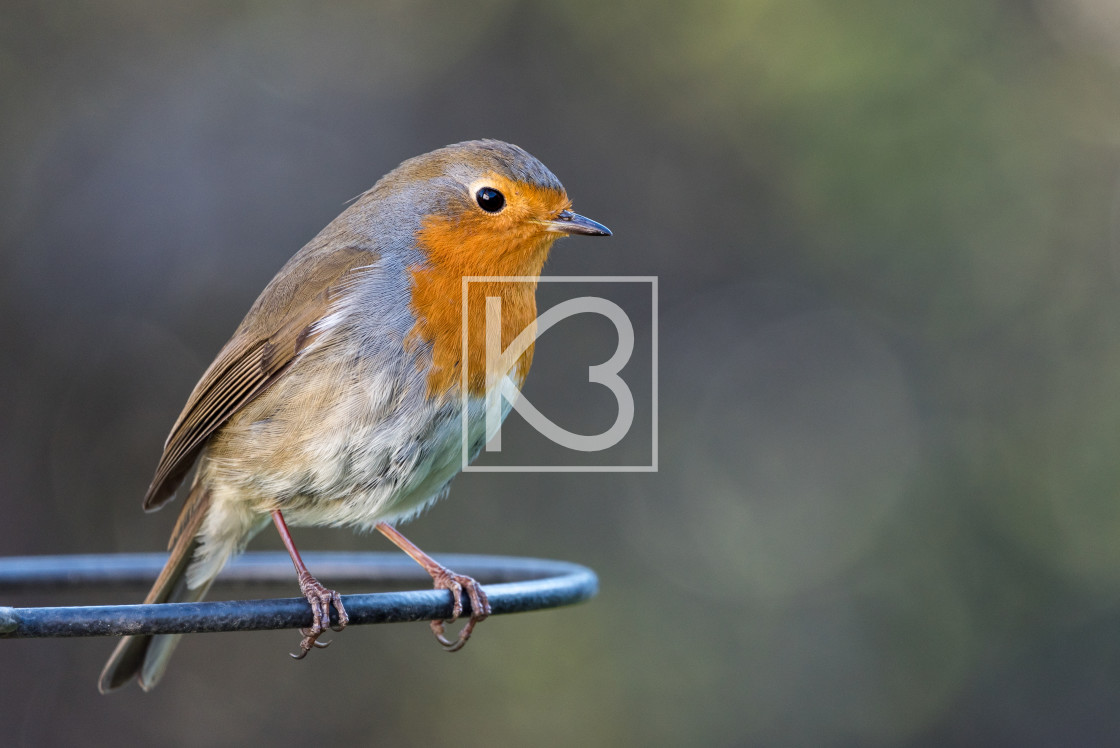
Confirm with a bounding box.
[0,552,598,639]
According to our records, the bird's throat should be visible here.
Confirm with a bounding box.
[408,222,557,400]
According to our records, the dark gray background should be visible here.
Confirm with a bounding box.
[4,2,1120,745]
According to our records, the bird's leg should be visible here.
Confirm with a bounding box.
[376,522,491,652]
[272,509,349,659]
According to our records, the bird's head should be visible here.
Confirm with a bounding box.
[380,139,610,278]
[382,140,610,398]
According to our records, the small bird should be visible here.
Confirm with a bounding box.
[98,139,610,693]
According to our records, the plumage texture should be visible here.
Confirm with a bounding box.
[100,139,592,692]
[99,484,211,692]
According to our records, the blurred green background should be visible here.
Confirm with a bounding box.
[4,1,1120,745]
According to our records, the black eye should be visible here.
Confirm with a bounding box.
[476,187,505,213]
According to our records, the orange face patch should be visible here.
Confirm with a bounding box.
[407,174,571,399]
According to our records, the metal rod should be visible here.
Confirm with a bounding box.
[0,552,598,639]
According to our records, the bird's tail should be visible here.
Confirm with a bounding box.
[98,484,212,693]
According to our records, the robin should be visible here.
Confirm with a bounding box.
[98,139,611,693]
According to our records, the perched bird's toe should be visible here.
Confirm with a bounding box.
[430,571,490,652]
[290,572,347,659]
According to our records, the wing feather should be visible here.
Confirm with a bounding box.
[142,246,379,510]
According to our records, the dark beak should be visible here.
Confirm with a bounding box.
[546,210,612,236]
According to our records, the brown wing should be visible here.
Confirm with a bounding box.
[142,246,379,510]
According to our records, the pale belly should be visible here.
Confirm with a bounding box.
[184,347,507,588]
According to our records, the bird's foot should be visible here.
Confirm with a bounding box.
[430,568,490,653]
[291,571,349,659]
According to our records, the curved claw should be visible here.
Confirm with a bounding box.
[289,635,331,659]
[430,619,457,650]
[429,570,491,652]
[430,619,473,652]
[300,627,334,647]
[289,572,349,661]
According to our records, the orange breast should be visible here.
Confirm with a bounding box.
[407,181,568,399]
